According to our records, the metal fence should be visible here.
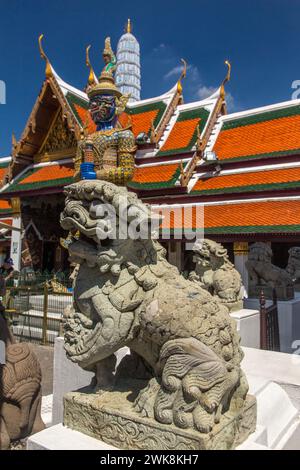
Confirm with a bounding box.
[5,284,72,346]
[6,269,73,289]
[259,289,280,351]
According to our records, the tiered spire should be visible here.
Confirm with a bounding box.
[115,19,141,102]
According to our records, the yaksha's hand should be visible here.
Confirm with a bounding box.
[96,168,110,181]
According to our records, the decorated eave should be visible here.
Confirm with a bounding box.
[8,70,80,181]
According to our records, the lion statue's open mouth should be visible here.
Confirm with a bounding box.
[61,179,251,436]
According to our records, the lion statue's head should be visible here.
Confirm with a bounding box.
[192,239,229,271]
[248,242,273,263]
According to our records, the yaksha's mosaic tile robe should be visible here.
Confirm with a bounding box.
[75,37,136,185]
[75,127,136,185]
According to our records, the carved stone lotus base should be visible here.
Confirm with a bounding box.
[248,285,294,301]
[63,383,256,451]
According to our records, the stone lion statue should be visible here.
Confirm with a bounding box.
[246,242,294,300]
[286,247,300,290]
[0,314,45,449]
[60,180,255,449]
[189,239,243,312]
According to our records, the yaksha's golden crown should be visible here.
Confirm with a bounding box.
[86,36,120,99]
[87,70,122,99]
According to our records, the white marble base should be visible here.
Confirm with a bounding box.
[230,309,260,349]
[27,423,118,450]
[237,376,300,450]
[244,297,300,353]
[28,373,300,450]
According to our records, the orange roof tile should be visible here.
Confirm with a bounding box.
[160,118,200,153]
[0,219,12,226]
[21,164,74,184]
[132,163,180,184]
[155,200,300,233]
[192,166,300,194]
[119,110,159,137]
[0,200,11,211]
[214,114,300,161]
[74,104,96,134]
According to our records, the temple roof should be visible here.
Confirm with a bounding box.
[190,164,300,197]
[128,161,184,191]
[153,198,300,235]
[129,90,222,191]
[0,200,12,215]
[156,93,219,157]
[1,160,74,196]
[210,99,300,164]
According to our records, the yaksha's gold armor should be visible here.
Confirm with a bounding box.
[75,38,136,185]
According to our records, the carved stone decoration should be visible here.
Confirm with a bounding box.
[0,315,45,449]
[286,247,300,291]
[60,180,256,450]
[189,239,244,312]
[246,242,294,300]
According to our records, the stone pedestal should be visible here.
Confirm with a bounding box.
[63,384,256,451]
[230,309,260,349]
[244,297,300,353]
[28,347,300,450]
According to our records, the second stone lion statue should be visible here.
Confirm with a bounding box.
[189,239,244,312]
[246,242,294,300]
[60,180,256,449]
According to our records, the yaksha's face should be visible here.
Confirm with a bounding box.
[89,94,116,125]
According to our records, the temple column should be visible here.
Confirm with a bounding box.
[234,241,249,298]
[10,197,22,271]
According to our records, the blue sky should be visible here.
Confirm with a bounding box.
[0,0,300,156]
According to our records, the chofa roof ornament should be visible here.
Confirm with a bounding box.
[177,58,187,95]
[86,45,97,86]
[38,34,53,78]
[220,60,231,99]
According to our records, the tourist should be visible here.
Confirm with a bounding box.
[0,257,15,283]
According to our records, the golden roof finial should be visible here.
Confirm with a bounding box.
[177,59,187,94]
[38,34,53,78]
[86,45,96,86]
[220,60,231,98]
[12,132,17,149]
[126,19,132,34]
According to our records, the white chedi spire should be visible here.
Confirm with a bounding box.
[116,19,141,102]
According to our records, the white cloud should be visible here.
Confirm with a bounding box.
[161,55,238,112]
[164,65,183,79]
[196,85,217,100]
[152,43,167,53]
[164,64,200,81]
[196,85,236,111]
